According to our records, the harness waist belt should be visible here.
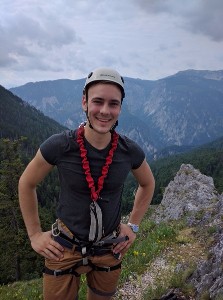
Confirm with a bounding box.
[52,219,127,251]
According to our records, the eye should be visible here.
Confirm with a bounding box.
[110,101,121,107]
[92,98,103,104]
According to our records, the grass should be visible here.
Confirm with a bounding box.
[140,224,210,300]
[119,220,177,285]
[0,279,42,300]
[0,215,210,299]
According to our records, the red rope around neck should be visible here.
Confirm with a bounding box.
[77,125,119,201]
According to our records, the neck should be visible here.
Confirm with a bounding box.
[83,123,112,150]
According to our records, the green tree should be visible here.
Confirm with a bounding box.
[0,137,59,284]
[0,138,28,283]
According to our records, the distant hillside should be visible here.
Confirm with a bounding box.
[150,135,223,203]
[10,69,223,157]
[0,85,67,152]
[2,81,223,204]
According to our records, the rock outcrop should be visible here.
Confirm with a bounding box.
[153,164,220,223]
[154,164,223,299]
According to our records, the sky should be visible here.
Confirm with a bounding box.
[1,0,223,88]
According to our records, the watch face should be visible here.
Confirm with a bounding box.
[128,223,139,233]
[132,225,139,233]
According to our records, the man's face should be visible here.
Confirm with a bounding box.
[82,83,122,134]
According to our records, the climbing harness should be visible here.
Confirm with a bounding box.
[43,219,128,277]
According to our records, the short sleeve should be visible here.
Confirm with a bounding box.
[40,132,68,165]
[130,141,145,169]
[119,135,145,169]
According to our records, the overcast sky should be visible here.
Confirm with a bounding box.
[1,0,223,88]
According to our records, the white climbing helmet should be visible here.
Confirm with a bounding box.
[83,67,125,98]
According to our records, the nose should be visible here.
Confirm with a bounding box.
[100,103,109,115]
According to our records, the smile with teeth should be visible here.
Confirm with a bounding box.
[96,117,111,123]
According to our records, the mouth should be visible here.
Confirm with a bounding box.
[96,117,112,123]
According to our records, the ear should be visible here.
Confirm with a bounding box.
[82,95,87,112]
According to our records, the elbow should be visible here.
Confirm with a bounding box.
[18,174,26,190]
[151,175,155,191]
[143,174,155,191]
[18,175,26,199]
[18,173,36,193]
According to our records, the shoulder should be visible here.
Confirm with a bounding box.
[40,129,78,164]
[118,134,145,169]
[40,130,70,150]
[118,134,144,152]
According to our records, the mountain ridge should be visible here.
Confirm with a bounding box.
[9,69,223,157]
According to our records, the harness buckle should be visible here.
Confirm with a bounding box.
[53,269,63,276]
[105,266,110,272]
[96,241,105,246]
[52,221,60,237]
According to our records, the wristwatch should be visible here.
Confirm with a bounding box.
[127,222,139,233]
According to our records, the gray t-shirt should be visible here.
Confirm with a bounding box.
[40,129,145,242]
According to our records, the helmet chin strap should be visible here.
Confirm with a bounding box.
[109,120,118,132]
[84,110,118,133]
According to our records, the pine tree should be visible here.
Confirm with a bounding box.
[0,138,27,283]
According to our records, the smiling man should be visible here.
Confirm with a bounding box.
[18,67,155,300]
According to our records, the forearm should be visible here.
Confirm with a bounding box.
[17,151,64,260]
[18,179,42,239]
[115,184,154,255]
[128,184,154,225]
[18,150,54,238]
[128,159,155,225]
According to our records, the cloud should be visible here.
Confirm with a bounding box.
[136,0,223,41]
[184,0,223,41]
[0,2,82,70]
[0,0,223,88]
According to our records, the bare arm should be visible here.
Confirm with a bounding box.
[128,159,155,224]
[18,149,64,260]
[113,159,155,254]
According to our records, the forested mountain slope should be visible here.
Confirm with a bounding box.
[0,85,66,153]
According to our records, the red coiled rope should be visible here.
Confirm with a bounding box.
[77,125,119,201]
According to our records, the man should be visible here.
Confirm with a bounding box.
[18,67,155,300]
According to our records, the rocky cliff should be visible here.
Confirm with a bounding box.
[153,164,223,299]
[117,164,223,299]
